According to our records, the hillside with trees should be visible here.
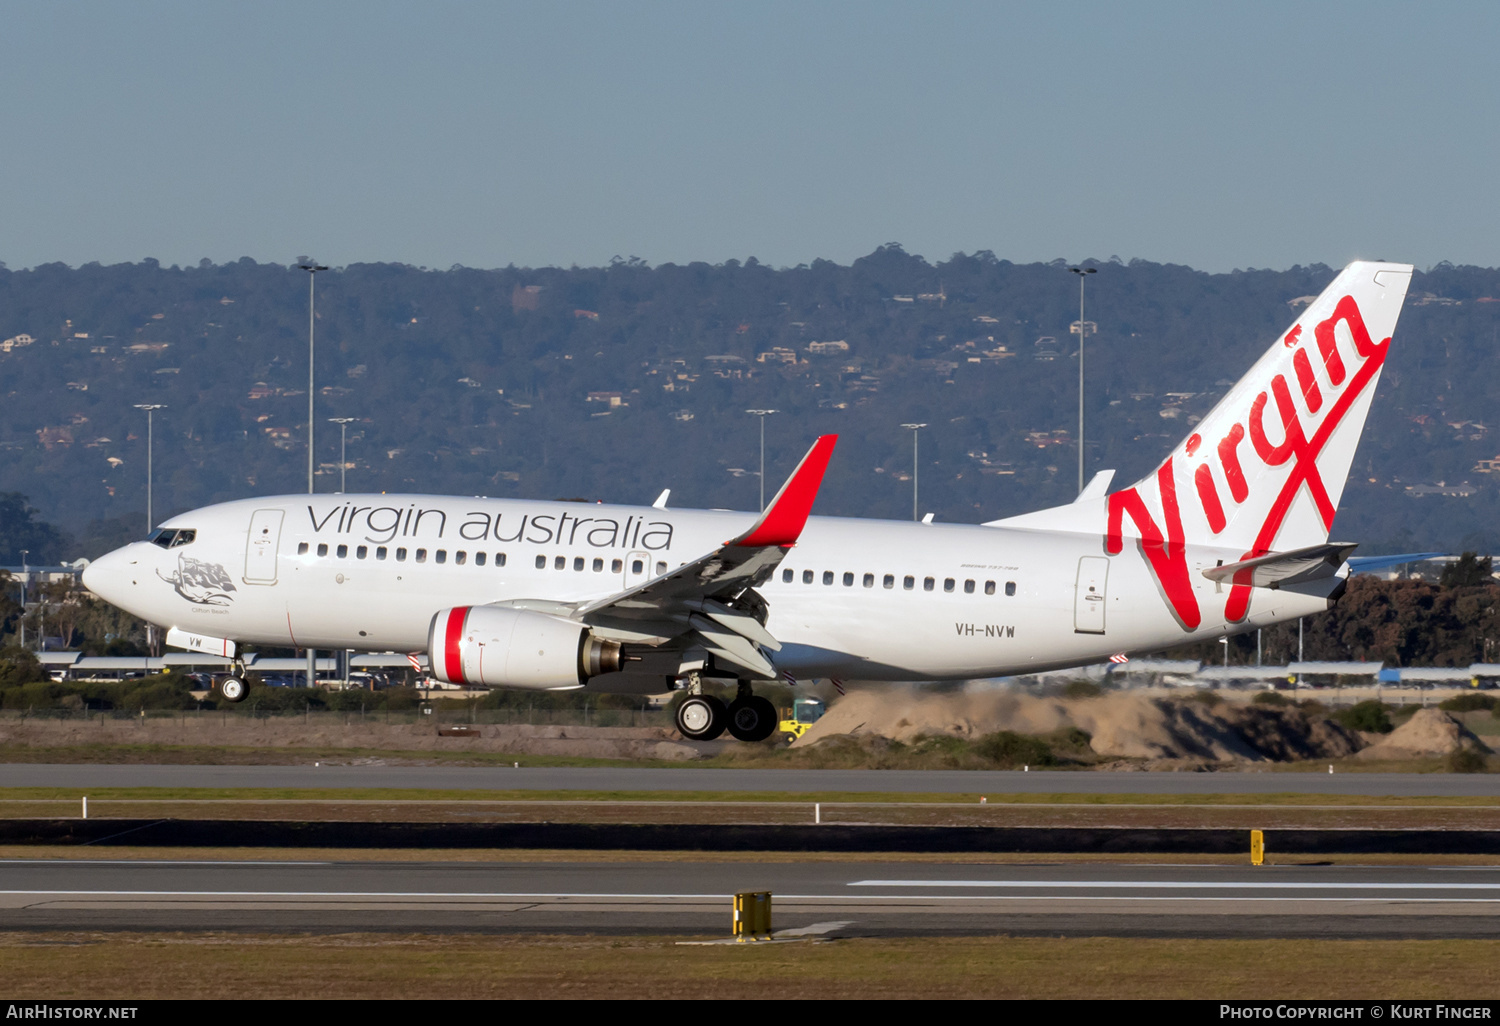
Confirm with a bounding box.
[2,248,1499,561]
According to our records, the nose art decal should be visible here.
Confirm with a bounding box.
[157,555,238,606]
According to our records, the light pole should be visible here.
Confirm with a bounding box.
[745,409,778,511]
[299,264,328,495]
[901,423,927,521]
[299,264,327,691]
[18,549,27,651]
[133,404,167,532]
[1068,266,1097,495]
[328,418,356,494]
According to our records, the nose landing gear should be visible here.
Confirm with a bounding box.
[218,677,248,703]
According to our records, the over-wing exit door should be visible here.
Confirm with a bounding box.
[1074,556,1108,634]
[244,509,284,585]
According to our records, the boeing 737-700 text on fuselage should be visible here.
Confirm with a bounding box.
[82,261,1414,741]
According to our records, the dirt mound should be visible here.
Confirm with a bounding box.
[795,688,1363,763]
[1356,709,1492,761]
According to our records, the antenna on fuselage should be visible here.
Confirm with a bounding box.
[653,489,670,510]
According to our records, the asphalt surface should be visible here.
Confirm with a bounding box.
[4,857,1500,937]
[4,765,1499,796]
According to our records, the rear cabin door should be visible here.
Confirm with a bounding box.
[244,509,285,585]
[1073,556,1109,634]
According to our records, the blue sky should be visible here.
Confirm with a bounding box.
[3,1,1497,272]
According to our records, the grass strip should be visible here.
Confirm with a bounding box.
[0,932,1495,999]
[0,787,1493,806]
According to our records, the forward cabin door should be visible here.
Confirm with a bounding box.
[244,509,285,585]
[1073,556,1108,634]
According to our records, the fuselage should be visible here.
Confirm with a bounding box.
[82,491,1334,684]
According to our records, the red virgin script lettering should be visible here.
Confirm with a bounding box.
[1105,295,1389,630]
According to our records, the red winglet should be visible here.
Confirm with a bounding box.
[735,435,838,548]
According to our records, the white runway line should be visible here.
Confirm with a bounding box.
[849,879,1500,890]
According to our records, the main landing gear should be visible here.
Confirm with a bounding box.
[674,680,779,743]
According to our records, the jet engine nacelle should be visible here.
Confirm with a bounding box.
[427,605,623,690]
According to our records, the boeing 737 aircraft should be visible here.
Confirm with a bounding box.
[83,260,1414,742]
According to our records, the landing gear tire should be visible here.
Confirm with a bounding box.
[726,695,778,743]
[675,694,727,741]
[219,678,248,703]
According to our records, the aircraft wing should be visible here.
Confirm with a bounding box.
[1346,552,1445,574]
[574,435,838,678]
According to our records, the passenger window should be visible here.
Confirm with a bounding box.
[475,552,486,566]
[574,557,585,571]
[317,543,328,557]
[964,579,975,594]
[298,542,309,555]
[377,547,388,561]
[984,580,995,595]
[823,571,834,586]
[630,558,643,574]
[862,573,874,588]
[555,556,566,570]
[803,570,814,584]
[336,544,348,558]
[435,550,447,564]
[535,555,546,569]
[396,548,407,562]
[592,558,603,572]
[883,574,894,589]
[415,549,427,563]
[782,569,793,583]
[843,572,854,587]
[1005,581,1016,597]
[454,551,466,565]
[904,575,914,590]
[357,546,368,560]
[497,553,507,567]
[944,578,955,592]
[923,577,935,592]
[610,558,621,573]
[656,561,667,575]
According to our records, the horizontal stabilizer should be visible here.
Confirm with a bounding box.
[1201,542,1358,589]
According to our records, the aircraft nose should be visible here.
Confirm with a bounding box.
[81,546,138,608]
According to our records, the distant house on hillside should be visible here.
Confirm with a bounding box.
[1405,482,1478,498]
[807,340,849,355]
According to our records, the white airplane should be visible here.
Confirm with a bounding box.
[82,260,1414,742]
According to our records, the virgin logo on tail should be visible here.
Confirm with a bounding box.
[1105,294,1391,631]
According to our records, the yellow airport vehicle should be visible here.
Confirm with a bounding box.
[777,697,826,739]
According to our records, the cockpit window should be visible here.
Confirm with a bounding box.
[148,529,196,549]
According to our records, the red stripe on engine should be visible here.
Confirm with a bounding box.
[444,607,468,685]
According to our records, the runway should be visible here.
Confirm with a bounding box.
[4,857,1500,937]
[5,764,1498,796]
